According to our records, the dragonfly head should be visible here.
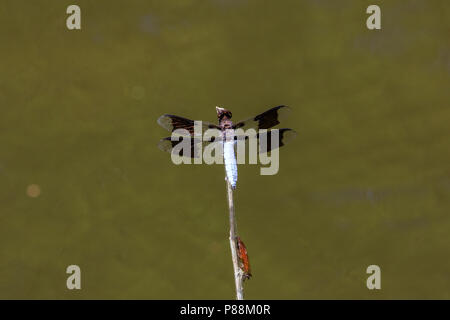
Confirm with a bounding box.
[216,106,233,121]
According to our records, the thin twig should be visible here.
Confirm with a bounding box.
[226,179,244,300]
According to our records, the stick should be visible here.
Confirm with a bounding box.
[226,179,244,300]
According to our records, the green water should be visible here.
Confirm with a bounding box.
[0,0,449,299]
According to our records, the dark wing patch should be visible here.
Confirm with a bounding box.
[233,105,290,130]
[233,128,297,152]
[257,128,297,153]
[157,136,202,158]
[157,114,220,136]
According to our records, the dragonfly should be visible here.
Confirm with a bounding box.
[157,105,296,189]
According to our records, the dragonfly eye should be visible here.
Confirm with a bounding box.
[219,111,232,120]
[216,107,232,120]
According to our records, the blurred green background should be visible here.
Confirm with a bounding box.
[0,0,449,299]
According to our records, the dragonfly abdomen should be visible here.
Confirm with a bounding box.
[224,140,238,189]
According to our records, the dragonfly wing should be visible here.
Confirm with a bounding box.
[257,128,297,153]
[157,114,220,136]
[233,105,291,130]
[234,128,297,153]
[158,136,203,158]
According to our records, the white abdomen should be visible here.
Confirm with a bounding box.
[224,140,238,189]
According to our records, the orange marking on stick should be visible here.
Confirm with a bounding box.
[237,237,252,280]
